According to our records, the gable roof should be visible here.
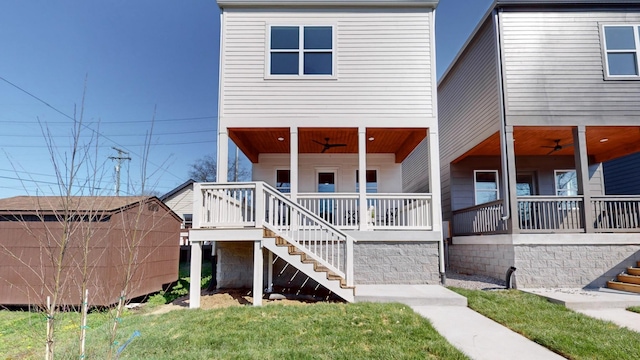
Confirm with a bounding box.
[160,179,196,202]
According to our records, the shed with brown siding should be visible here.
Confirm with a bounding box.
[0,196,181,306]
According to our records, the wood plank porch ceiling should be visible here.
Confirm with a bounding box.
[228,127,427,163]
[452,126,640,164]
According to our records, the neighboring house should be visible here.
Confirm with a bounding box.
[161,179,196,246]
[438,0,640,291]
[189,0,442,307]
[0,196,181,306]
[603,152,640,195]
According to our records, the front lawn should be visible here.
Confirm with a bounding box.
[0,302,469,360]
[450,288,640,360]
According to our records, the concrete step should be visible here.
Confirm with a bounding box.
[355,285,467,307]
[607,281,640,294]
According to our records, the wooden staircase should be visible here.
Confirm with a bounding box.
[262,229,355,302]
[607,261,640,294]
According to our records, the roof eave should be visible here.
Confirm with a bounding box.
[217,0,438,9]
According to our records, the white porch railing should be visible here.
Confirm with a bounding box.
[296,193,433,230]
[592,196,640,232]
[195,182,354,286]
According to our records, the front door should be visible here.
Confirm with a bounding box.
[517,172,537,229]
[318,172,336,222]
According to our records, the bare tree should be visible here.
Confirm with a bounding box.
[188,154,250,182]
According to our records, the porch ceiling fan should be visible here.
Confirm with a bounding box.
[313,137,347,153]
[542,139,573,155]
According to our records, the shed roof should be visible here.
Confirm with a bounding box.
[0,196,154,214]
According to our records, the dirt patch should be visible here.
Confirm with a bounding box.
[147,289,310,315]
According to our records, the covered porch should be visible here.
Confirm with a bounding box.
[450,125,640,236]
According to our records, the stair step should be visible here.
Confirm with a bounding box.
[607,281,640,294]
[264,229,277,238]
[618,273,640,285]
[628,267,640,276]
[275,237,288,246]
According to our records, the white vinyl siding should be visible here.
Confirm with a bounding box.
[500,10,640,125]
[220,8,434,126]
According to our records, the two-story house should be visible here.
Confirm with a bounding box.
[188,0,443,307]
[439,0,640,292]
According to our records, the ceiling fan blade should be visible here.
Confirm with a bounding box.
[547,149,557,155]
[312,139,325,146]
[327,143,347,148]
[564,143,574,148]
[541,146,556,149]
[321,147,328,153]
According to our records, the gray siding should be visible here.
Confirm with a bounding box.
[500,9,640,125]
[438,18,501,219]
[221,8,435,126]
[603,152,640,194]
[402,138,430,193]
[450,155,604,213]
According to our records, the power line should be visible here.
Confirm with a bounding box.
[0,128,216,138]
[0,115,217,124]
[0,139,215,148]
[0,75,185,181]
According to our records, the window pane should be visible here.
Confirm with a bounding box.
[475,172,497,190]
[304,52,332,75]
[304,26,332,49]
[276,170,290,193]
[271,52,299,75]
[556,171,578,196]
[605,26,636,50]
[608,53,638,75]
[271,26,299,50]
[477,191,498,204]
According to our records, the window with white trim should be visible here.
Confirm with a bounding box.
[269,25,333,76]
[555,170,578,196]
[276,169,290,193]
[356,170,378,193]
[474,170,499,205]
[602,25,640,78]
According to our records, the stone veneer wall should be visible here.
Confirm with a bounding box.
[449,243,640,288]
[216,242,253,288]
[353,241,440,284]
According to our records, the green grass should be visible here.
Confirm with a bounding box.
[0,303,468,360]
[148,260,213,305]
[629,306,640,314]
[450,288,640,360]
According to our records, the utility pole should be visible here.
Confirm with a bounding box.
[109,147,131,196]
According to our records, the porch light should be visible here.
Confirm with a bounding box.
[277,137,285,141]
[368,137,375,141]
[600,138,608,143]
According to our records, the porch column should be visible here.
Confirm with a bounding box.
[358,126,368,230]
[188,241,202,308]
[505,126,519,234]
[427,128,442,233]
[253,240,263,306]
[573,126,593,232]
[290,127,298,201]
[217,130,229,183]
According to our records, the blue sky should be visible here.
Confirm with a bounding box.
[0,0,491,198]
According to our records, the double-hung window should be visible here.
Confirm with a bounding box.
[555,170,578,196]
[474,170,499,205]
[602,25,640,78]
[269,25,333,76]
[276,169,291,193]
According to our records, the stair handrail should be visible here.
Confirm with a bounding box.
[259,182,355,287]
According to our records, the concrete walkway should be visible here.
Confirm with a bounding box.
[355,285,564,360]
[522,288,640,332]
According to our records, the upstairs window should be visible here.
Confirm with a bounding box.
[269,25,333,76]
[474,170,499,205]
[555,170,578,196]
[602,25,640,78]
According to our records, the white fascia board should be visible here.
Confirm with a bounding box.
[218,0,438,8]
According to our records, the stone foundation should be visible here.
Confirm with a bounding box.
[354,241,440,284]
[216,242,253,288]
[449,241,640,288]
